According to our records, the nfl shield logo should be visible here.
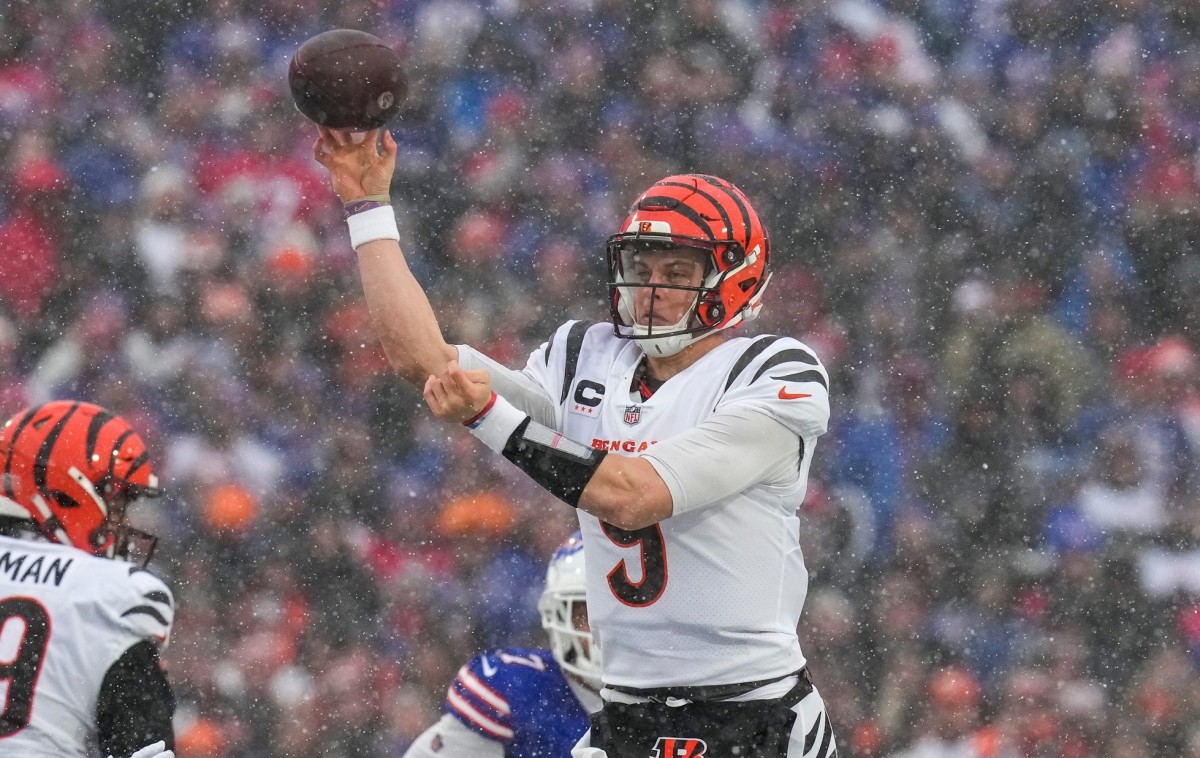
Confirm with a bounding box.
[623,405,642,425]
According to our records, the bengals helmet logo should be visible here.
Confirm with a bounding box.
[651,737,708,758]
[638,221,653,233]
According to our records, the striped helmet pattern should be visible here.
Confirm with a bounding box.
[606,174,773,355]
[1,401,159,556]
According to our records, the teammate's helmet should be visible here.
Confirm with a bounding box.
[538,532,602,690]
[0,401,161,562]
[606,174,772,357]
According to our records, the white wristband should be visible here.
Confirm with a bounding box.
[465,393,528,453]
[346,205,400,249]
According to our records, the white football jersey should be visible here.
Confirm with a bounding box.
[466,320,830,689]
[0,535,174,756]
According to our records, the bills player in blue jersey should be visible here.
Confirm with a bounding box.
[403,533,600,758]
[317,129,837,757]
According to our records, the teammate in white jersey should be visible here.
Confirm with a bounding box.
[0,401,176,758]
[315,127,837,757]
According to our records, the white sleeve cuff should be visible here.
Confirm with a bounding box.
[346,205,400,249]
[465,394,528,453]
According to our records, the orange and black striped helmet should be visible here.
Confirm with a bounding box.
[606,174,772,356]
[0,401,160,561]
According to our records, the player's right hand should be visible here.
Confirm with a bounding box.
[113,740,175,758]
[424,360,493,424]
[312,126,397,203]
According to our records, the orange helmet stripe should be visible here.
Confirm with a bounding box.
[642,175,763,254]
[658,180,737,244]
[607,173,772,353]
[0,401,160,557]
[633,194,717,241]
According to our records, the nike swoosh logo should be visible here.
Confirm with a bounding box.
[480,658,498,677]
[778,387,812,400]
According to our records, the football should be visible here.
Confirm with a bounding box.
[288,29,407,131]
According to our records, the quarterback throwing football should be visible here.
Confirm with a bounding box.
[315,126,837,758]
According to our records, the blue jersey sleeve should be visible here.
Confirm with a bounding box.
[444,647,589,756]
[445,650,520,742]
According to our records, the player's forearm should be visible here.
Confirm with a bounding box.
[466,393,673,528]
[579,456,672,529]
[356,239,457,385]
[320,128,456,385]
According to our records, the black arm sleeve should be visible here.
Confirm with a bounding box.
[96,640,175,758]
[502,417,608,507]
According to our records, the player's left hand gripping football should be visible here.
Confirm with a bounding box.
[111,741,174,758]
[424,360,494,424]
[312,126,396,202]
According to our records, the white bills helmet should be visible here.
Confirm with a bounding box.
[538,531,602,690]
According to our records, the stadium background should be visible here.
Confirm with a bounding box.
[1,0,1198,755]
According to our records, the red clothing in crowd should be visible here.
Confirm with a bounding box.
[0,206,59,320]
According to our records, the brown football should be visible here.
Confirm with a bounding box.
[288,29,407,130]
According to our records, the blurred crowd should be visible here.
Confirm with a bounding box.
[2,0,1199,755]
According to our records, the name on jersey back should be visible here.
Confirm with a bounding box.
[0,549,75,586]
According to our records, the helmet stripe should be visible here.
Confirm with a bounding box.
[611,173,770,356]
[33,402,80,492]
[697,175,754,250]
[714,183,754,250]
[667,177,755,251]
[635,195,717,240]
[85,409,115,464]
[659,180,734,242]
[123,451,150,480]
[107,430,135,477]
[3,408,37,498]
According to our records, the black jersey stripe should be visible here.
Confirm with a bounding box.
[542,329,557,366]
[804,711,824,754]
[815,716,833,757]
[34,402,80,491]
[723,335,786,392]
[559,320,597,404]
[750,348,820,382]
[143,590,173,607]
[120,605,169,626]
[85,409,115,463]
[3,408,37,497]
[770,369,829,391]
